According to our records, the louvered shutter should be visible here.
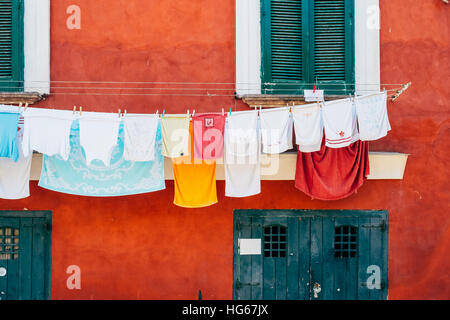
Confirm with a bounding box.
[0,0,23,92]
[261,0,354,95]
[312,0,354,93]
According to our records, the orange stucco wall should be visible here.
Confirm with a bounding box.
[0,0,449,299]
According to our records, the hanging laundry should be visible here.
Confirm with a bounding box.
[355,91,391,141]
[224,110,261,198]
[295,139,370,201]
[78,112,121,166]
[39,120,165,197]
[173,123,217,208]
[260,107,293,154]
[161,114,190,158]
[292,104,323,153]
[123,115,160,161]
[322,98,359,148]
[22,108,74,160]
[0,112,20,162]
[193,113,226,160]
[0,124,32,199]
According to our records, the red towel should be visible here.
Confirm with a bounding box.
[193,113,226,160]
[295,139,370,200]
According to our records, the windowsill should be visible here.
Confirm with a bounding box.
[238,94,349,108]
[0,92,46,105]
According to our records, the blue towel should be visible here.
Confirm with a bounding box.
[39,120,166,197]
[0,112,20,162]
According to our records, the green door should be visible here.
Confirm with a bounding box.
[233,210,388,300]
[0,211,52,300]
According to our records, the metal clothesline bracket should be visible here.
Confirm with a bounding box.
[391,82,412,102]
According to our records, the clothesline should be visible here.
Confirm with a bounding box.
[0,91,389,203]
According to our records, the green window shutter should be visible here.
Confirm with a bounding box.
[312,0,354,94]
[266,0,303,82]
[0,0,24,92]
[261,0,354,95]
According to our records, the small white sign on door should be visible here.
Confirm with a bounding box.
[239,239,261,255]
[304,89,324,102]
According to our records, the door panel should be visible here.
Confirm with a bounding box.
[0,212,52,300]
[233,210,388,300]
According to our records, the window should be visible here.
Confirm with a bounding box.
[334,225,357,258]
[261,0,354,95]
[0,0,24,92]
[0,227,20,260]
[264,225,287,258]
[235,0,380,97]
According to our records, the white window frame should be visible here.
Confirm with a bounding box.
[23,0,50,94]
[235,0,380,96]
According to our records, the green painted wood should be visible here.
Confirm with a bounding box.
[309,216,323,300]
[321,217,335,299]
[334,217,359,300]
[237,214,252,300]
[251,216,263,300]
[232,210,240,300]
[0,0,24,92]
[274,218,287,300]
[18,218,32,300]
[261,0,354,95]
[368,216,388,300]
[357,216,371,300]
[286,217,299,299]
[233,210,388,300]
[0,217,10,301]
[5,218,20,300]
[298,216,310,300]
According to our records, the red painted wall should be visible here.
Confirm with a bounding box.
[0,0,449,299]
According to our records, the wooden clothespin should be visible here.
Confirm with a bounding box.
[123,109,127,117]
[118,109,121,118]
[391,82,411,102]
[24,103,28,111]
[73,106,77,115]
[192,109,196,117]
[79,106,83,116]
[222,108,224,116]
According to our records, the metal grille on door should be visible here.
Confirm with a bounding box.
[0,227,19,260]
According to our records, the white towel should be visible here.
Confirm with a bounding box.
[78,112,121,166]
[224,111,261,198]
[292,103,323,153]
[260,107,293,154]
[225,110,259,159]
[322,98,359,148]
[22,108,74,160]
[355,91,391,141]
[123,115,159,161]
[0,124,32,199]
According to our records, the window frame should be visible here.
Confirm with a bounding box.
[235,0,380,98]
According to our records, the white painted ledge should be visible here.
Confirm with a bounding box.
[30,152,408,181]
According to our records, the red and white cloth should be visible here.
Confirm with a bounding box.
[322,98,359,148]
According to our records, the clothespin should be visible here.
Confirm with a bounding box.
[73,106,76,115]
[192,109,195,117]
[24,103,28,111]
[123,109,127,118]
[222,108,224,116]
[118,109,121,118]
[79,106,83,116]
[162,110,165,118]
[229,107,232,116]
[391,82,411,102]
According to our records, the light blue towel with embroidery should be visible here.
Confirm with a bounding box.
[0,112,20,162]
[39,120,165,197]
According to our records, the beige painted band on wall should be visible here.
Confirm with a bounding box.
[29,152,408,181]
